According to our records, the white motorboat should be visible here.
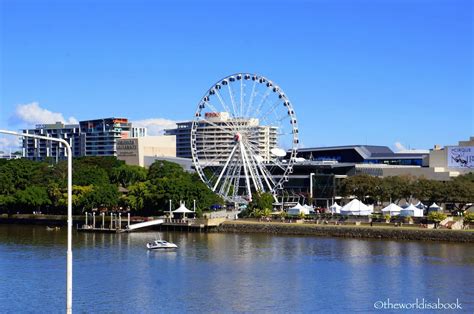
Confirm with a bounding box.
[146,240,178,250]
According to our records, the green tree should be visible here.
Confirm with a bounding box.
[147,160,186,181]
[126,182,150,212]
[111,164,147,187]
[464,212,474,228]
[88,184,120,211]
[14,186,51,213]
[249,192,274,210]
[340,174,378,201]
[445,175,474,213]
[427,211,447,229]
[74,156,124,179]
[73,165,109,186]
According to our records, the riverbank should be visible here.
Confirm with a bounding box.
[0,214,81,226]
[218,220,474,243]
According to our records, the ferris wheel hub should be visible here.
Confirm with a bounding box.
[234,133,242,142]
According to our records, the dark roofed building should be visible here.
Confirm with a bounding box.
[295,145,428,166]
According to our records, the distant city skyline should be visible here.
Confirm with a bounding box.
[1,0,472,152]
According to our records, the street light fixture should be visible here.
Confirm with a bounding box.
[0,130,73,313]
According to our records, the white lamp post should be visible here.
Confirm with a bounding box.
[309,173,315,200]
[0,129,73,313]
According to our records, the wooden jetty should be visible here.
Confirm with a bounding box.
[77,212,227,233]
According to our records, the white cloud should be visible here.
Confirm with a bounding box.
[13,102,78,125]
[393,141,429,154]
[393,141,406,152]
[131,118,177,136]
[0,136,21,153]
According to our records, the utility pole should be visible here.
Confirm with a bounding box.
[0,130,73,313]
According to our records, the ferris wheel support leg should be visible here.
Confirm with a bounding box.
[241,141,262,195]
[240,141,253,201]
[213,144,238,192]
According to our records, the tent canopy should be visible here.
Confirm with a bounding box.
[340,199,372,216]
[381,203,402,216]
[288,203,310,215]
[414,201,427,209]
[329,202,342,214]
[173,203,193,213]
[330,202,342,210]
[400,204,424,217]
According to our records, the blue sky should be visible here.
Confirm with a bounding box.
[0,0,472,151]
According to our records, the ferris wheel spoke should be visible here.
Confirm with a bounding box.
[227,83,238,119]
[241,141,264,192]
[200,148,234,168]
[205,99,239,134]
[245,79,258,119]
[214,89,239,131]
[197,119,236,136]
[243,142,273,192]
[240,77,244,118]
[223,157,239,198]
[213,144,239,191]
[244,140,277,189]
[256,99,285,124]
[238,141,253,201]
[253,86,273,118]
[196,143,234,154]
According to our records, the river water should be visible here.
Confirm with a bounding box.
[0,224,473,313]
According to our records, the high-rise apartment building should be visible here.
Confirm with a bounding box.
[164,122,193,158]
[22,122,81,160]
[79,118,133,156]
[22,118,146,160]
[164,112,278,162]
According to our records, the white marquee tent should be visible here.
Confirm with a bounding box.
[303,204,314,213]
[400,204,424,217]
[329,202,342,214]
[381,203,403,216]
[428,203,442,212]
[340,199,373,216]
[288,203,311,215]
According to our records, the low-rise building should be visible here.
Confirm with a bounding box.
[117,135,176,167]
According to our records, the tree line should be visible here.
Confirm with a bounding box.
[339,173,474,212]
[0,157,223,216]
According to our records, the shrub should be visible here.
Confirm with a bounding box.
[464,212,474,224]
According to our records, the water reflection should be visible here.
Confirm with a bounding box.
[1,224,473,313]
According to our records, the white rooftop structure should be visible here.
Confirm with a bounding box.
[381,203,402,216]
[400,204,424,217]
[340,199,372,216]
[329,202,342,214]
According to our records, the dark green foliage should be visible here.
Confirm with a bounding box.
[147,160,186,181]
[111,164,147,187]
[143,162,223,215]
[74,156,124,178]
[14,186,51,213]
[4,155,469,217]
[249,192,274,211]
[73,165,109,186]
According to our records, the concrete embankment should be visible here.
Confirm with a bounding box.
[0,214,82,226]
[218,221,474,243]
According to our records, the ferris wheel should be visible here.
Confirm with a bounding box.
[191,73,299,203]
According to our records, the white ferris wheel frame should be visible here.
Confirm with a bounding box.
[190,73,299,203]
